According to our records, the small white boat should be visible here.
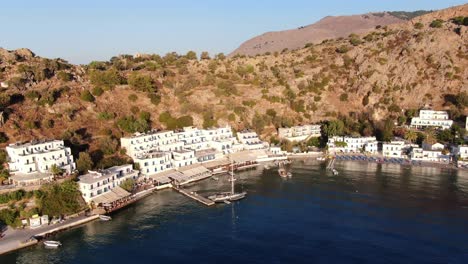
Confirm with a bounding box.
[332,169,339,175]
[99,215,112,221]
[44,240,62,247]
[316,157,326,161]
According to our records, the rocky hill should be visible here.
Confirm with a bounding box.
[230,10,432,57]
[0,4,466,166]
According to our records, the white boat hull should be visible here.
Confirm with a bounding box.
[44,241,62,247]
[209,191,247,203]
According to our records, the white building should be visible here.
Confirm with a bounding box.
[410,110,453,130]
[6,140,75,175]
[327,136,378,153]
[278,124,321,142]
[120,130,184,159]
[383,140,406,158]
[410,148,450,163]
[382,140,418,158]
[422,142,445,151]
[171,149,198,168]
[78,164,139,203]
[133,151,173,177]
[195,148,224,163]
[455,145,468,160]
[237,131,267,150]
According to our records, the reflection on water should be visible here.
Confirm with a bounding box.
[2,161,468,264]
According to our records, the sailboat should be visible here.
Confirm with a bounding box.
[208,161,247,203]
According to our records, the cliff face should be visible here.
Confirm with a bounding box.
[0,5,466,152]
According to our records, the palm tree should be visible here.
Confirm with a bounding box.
[423,128,437,145]
[404,130,417,143]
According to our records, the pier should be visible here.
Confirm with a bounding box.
[172,185,215,206]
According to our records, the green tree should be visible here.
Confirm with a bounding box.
[323,120,345,137]
[185,51,197,60]
[0,209,18,226]
[128,94,138,102]
[148,93,161,106]
[423,128,437,144]
[36,181,84,217]
[215,53,226,60]
[89,69,124,90]
[0,94,11,108]
[429,19,444,28]
[200,51,210,60]
[0,132,8,143]
[76,152,93,174]
[80,90,95,102]
[57,71,73,82]
[128,73,156,93]
[120,178,135,192]
[378,119,394,142]
[236,64,254,79]
[49,164,64,176]
[404,130,417,143]
[92,86,104,96]
[99,137,119,155]
[339,93,348,101]
[414,22,424,29]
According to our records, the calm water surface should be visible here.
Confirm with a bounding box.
[2,161,468,264]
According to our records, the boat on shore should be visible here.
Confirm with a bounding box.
[44,240,62,248]
[99,215,112,221]
[208,161,247,203]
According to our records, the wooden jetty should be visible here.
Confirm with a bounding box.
[172,185,215,206]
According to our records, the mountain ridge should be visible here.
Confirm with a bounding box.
[229,10,433,57]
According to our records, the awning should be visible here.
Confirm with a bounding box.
[178,164,210,178]
[201,158,230,169]
[148,169,183,184]
[92,186,131,205]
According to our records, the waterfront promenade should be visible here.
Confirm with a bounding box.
[0,214,99,255]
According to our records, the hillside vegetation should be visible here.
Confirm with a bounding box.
[0,5,466,168]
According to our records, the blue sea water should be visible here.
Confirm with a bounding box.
[1,161,468,264]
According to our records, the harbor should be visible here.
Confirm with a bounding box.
[2,161,468,263]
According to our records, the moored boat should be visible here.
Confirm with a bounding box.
[208,161,247,203]
[44,240,62,247]
[99,215,112,221]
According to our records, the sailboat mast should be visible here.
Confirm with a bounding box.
[231,161,235,194]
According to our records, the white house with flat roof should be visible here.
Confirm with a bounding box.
[78,164,138,203]
[171,149,198,168]
[327,136,378,153]
[382,140,418,158]
[383,140,406,158]
[133,151,172,176]
[278,124,321,142]
[410,148,450,163]
[6,140,75,175]
[237,131,267,150]
[454,145,468,160]
[422,142,445,151]
[410,110,453,130]
[120,130,184,159]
